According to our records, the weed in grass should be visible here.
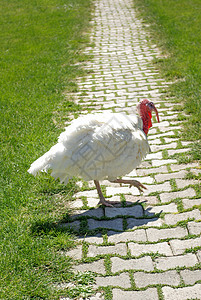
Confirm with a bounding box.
[104,256,112,275]
[61,271,95,299]
[162,149,168,159]
[104,286,112,300]
[174,198,184,213]
[184,246,201,254]
[190,141,201,161]
[157,286,165,300]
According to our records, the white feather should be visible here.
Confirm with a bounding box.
[28,112,150,182]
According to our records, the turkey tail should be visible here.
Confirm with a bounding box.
[28,154,51,176]
[28,143,66,177]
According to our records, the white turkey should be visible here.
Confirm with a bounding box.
[28,99,159,206]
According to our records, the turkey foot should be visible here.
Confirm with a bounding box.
[110,179,147,193]
[94,180,118,207]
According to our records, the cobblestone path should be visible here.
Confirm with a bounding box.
[62,0,201,299]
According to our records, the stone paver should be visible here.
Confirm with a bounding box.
[95,273,131,288]
[124,194,159,205]
[183,198,201,209]
[164,209,201,225]
[65,245,82,260]
[59,0,201,298]
[78,235,104,245]
[88,218,123,231]
[160,187,196,203]
[175,178,199,189]
[155,253,198,270]
[112,288,159,300]
[88,244,127,257]
[137,165,168,176]
[146,227,188,242]
[134,270,180,288]
[74,259,106,274]
[128,241,172,256]
[105,205,143,218]
[187,221,201,235]
[170,236,201,255]
[162,284,201,300]
[127,217,163,229]
[60,220,80,231]
[145,203,178,215]
[107,229,147,243]
[180,269,201,285]
[72,208,104,219]
[155,170,188,182]
[144,182,172,195]
[111,256,154,273]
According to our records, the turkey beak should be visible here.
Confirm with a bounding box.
[153,105,160,123]
[147,102,160,122]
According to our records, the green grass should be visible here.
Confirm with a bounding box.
[134,0,201,159]
[0,0,92,298]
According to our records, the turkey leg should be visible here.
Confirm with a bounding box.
[110,178,147,193]
[94,180,117,207]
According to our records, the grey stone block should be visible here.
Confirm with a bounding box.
[124,194,159,205]
[105,205,143,218]
[164,209,201,225]
[108,229,147,243]
[88,243,127,257]
[88,218,123,231]
[60,220,80,231]
[146,227,188,242]
[127,217,163,229]
[106,186,140,196]
[145,203,178,216]
[112,288,159,300]
[162,284,201,300]
[134,270,180,288]
[187,221,201,235]
[74,190,99,198]
[170,237,201,255]
[170,162,199,172]
[128,241,172,257]
[111,256,154,273]
[176,178,199,189]
[71,208,104,219]
[95,273,131,288]
[160,188,196,203]
[183,198,201,209]
[74,259,106,274]
[150,142,177,152]
[137,165,168,176]
[155,253,198,270]
[144,182,171,195]
[87,197,100,207]
[155,170,187,183]
[78,234,103,244]
[152,159,177,167]
[64,245,82,260]
[180,269,201,285]
[71,199,83,209]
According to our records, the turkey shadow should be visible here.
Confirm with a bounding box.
[58,199,162,238]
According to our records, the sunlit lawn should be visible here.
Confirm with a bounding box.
[0,0,93,298]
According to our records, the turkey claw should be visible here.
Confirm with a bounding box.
[129,180,147,193]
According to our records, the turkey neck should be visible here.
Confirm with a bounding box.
[140,111,152,135]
